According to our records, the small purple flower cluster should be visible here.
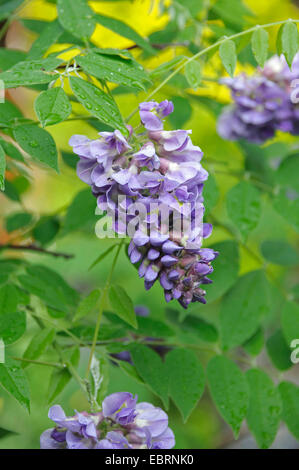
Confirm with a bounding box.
[218,54,299,143]
[70,100,218,308]
[40,392,174,449]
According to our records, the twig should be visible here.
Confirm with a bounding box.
[12,357,64,368]
[1,244,74,259]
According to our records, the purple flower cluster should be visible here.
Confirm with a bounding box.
[218,54,299,143]
[70,100,218,308]
[40,392,174,449]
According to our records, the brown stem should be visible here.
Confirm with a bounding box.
[1,244,74,259]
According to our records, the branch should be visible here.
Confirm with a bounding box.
[1,244,74,259]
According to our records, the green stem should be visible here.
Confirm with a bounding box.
[126,18,299,122]
[85,240,124,377]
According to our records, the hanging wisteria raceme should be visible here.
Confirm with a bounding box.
[217,53,299,143]
[40,393,175,449]
[70,101,218,308]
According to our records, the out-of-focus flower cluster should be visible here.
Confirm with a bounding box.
[40,393,175,449]
[70,100,218,308]
[218,54,299,143]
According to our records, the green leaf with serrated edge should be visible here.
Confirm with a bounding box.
[62,189,97,235]
[22,328,55,368]
[69,76,127,135]
[0,101,23,127]
[266,330,292,371]
[251,28,269,67]
[88,244,119,271]
[246,369,282,449]
[73,290,101,322]
[57,0,96,39]
[242,328,264,356]
[34,87,71,127]
[108,285,137,329]
[94,13,155,55]
[130,344,168,408]
[206,241,239,302]
[226,181,261,240]
[48,348,79,403]
[0,144,5,191]
[220,270,270,350]
[0,426,17,439]
[279,381,299,439]
[261,240,299,266]
[76,53,150,90]
[6,212,33,232]
[166,348,205,422]
[0,58,61,88]
[207,356,249,437]
[0,356,30,412]
[281,301,299,345]
[0,48,26,71]
[185,60,201,89]
[219,40,237,76]
[281,21,299,68]
[13,125,58,172]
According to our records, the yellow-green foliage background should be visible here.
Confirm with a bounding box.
[0,0,298,449]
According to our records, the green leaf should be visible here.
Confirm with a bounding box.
[62,188,97,235]
[22,328,55,368]
[0,58,61,88]
[207,355,249,437]
[28,19,63,60]
[0,143,5,191]
[5,212,33,232]
[137,317,175,338]
[0,101,22,127]
[0,426,17,439]
[273,187,299,232]
[242,328,264,356]
[281,21,299,68]
[89,244,119,271]
[94,13,155,55]
[76,52,150,90]
[226,181,261,240]
[166,348,205,422]
[261,240,299,266]
[206,241,239,302]
[0,356,30,412]
[220,270,270,350]
[69,76,127,135]
[279,381,299,439]
[203,173,219,216]
[0,311,26,344]
[168,96,192,129]
[117,361,144,385]
[34,87,72,127]
[48,348,79,403]
[0,138,25,163]
[57,0,96,39]
[246,369,282,449]
[13,125,58,172]
[3,180,20,202]
[281,301,299,345]
[276,24,283,56]
[266,330,292,371]
[130,344,168,407]
[108,285,137,328]
[180,316,218,343]
[61,151,78,169]
[0,0,23,20]
[185,60,201,89]
[33,216,60,246]
[0,48,26,71]
[219,39,237,76]
[251,27,269,67]
[73,289,101,322]
[275,153,299,192]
